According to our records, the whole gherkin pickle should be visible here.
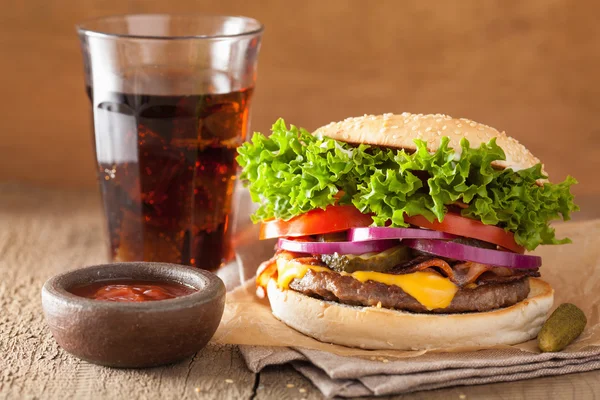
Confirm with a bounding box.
[537,303,587,352]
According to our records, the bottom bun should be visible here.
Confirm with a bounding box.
[267,278,554,350]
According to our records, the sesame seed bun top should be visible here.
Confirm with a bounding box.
[313,113,544,174]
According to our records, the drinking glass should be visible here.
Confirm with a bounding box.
[77,14,263,271]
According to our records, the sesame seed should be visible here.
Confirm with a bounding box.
[195,387,201,393]
[469,122,477,127]
[459,394,467,399]
[299,388,307,393]
[391,125,398,129]
[382,359,389,363]
[442,125,447,130]
[425,127,432,132]
[413,115,419,121]
[286,383,295,388]
[376,301,382,308]
[379,128,386,133]
[225,379,234,384]
[435,118,442,122]
[457,123,462,128]
[411,126,418,131]
[477,127,484,131]
[370,356,377,360]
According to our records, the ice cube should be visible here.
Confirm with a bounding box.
[198,101,243,142]
[94,101,137,164]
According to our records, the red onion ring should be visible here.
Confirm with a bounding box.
[403,239,541,269]
[348,227,457,242]
[277,238,399,255]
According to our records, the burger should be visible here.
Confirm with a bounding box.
[236,113,578,350]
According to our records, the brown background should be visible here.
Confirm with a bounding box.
[1,0,598,215]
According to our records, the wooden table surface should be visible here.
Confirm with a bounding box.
[1,184,599,400]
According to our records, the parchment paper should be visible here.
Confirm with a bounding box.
[213,219,600,358]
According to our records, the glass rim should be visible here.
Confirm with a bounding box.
[76,13,264,41]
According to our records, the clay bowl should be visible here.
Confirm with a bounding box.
[41,262,225,368]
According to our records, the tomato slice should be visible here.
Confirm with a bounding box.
[405,214,525,254]
[259,206,373,239]
[259,206,524,253]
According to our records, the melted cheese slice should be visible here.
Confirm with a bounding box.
[276,258,331,290]
[276,258,458,311]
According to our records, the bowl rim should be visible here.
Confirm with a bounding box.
[42,262,226,312]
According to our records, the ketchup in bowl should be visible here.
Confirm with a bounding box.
[69,279,196,302]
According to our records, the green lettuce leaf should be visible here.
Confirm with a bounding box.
[237,119,579,250]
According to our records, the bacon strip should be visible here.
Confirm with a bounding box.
[476,269,540,284]
[255,257,277,298]
[293,256,326,266]
[452,262,493,286]
[255,251,296,298]
[409,258,455,279]
[256,252,540,297]
[394,258,539,287]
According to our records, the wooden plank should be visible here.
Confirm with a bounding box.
[183,344,256,400]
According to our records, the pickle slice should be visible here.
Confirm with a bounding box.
[451,237,496,250]
[321,245,412,273]
[317,232,348,242]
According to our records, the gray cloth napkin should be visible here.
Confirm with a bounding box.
[239,345,600,398]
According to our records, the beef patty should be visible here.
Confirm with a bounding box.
[289,269,530,313]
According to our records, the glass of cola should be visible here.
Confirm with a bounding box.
[78,15,263,271]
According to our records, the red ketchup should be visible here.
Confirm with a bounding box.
[69,280,196,302]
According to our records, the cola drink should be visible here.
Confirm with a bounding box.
[88,71,253,271]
